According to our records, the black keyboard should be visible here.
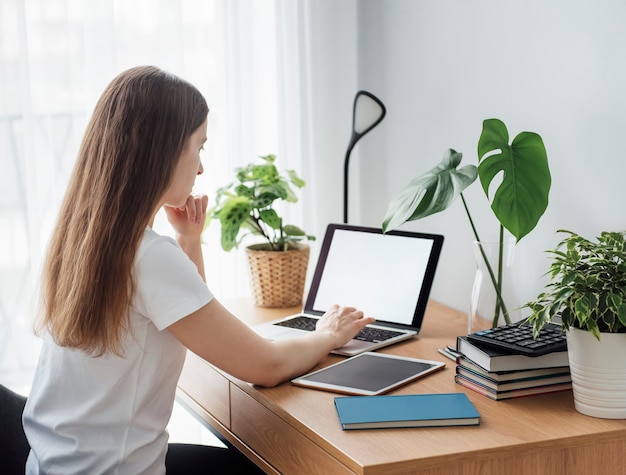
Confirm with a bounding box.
[275,315,405,343]
[466,321,567,357]
[276,315,317,331]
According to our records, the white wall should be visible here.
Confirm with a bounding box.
[346,0,626,314]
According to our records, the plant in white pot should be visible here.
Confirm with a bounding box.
[525,230,626,418]
[208,154,315,308]
[382,118,551,329]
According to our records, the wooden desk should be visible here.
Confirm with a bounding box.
[177,300,626,474]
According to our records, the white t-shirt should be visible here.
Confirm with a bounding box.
[23,228,214,474]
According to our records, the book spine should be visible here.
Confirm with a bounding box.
[455,366,572,390]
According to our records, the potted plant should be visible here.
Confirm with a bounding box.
[382,118,551,328]
[524,229,626,418]
[209,154,315,307]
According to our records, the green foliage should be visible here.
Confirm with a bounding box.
[382,118,551,326]
[382,119,550,241]
[382,149,477,233]
[476,119,550,242]
[525,230,626,340]
[208,154,315,251]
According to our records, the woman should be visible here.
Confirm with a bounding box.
[22,66,373,474]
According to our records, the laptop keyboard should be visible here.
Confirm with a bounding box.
[276,315,317,331]
[275,315,406,343]
[354,326,406,343]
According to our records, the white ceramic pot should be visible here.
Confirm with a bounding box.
[567,327,626,419]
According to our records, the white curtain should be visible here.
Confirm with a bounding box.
[0,0,359,392]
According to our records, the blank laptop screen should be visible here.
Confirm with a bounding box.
[305,225,443,327]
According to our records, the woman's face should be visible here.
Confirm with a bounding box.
[162,118,208,208]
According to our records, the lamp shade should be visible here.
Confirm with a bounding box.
[343,90,386,223]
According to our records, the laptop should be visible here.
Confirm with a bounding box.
[253,223,444,356]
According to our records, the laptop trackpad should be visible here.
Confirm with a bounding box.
[254,326,308,341]
[256,326,368,354]
[331,339,373,356]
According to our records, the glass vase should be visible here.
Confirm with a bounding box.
[468,239,520,334]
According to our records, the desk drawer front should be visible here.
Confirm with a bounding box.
[178,352,230,428]
[230,386,353,475]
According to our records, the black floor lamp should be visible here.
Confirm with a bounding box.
[343,90,386,224]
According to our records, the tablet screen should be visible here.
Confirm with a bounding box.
[291,352,445,396]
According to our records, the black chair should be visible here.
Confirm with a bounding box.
[0,385,264,474]
[0,384,30,474]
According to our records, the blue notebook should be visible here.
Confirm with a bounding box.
[334,393,480,430]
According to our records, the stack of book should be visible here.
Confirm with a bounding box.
[454,336,572,400]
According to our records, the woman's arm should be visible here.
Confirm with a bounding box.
[168,299,374,387]
[163,193,374,386]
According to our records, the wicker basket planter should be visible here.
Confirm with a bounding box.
[245,243,310,308]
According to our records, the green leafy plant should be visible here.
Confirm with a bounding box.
[524,230,626,340]
[208,154,315,252]
[382,118,551,326]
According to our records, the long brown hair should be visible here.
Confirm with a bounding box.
[39,66,209,356]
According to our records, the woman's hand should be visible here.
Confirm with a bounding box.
[164,194,208,239]
[163,194,208,280]
[315,304,375,349]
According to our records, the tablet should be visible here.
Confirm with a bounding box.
[291,352,446,396]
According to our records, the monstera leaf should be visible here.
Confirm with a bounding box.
[477,118,550,242]
[383,119,550,242]
[382,149,477,233]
